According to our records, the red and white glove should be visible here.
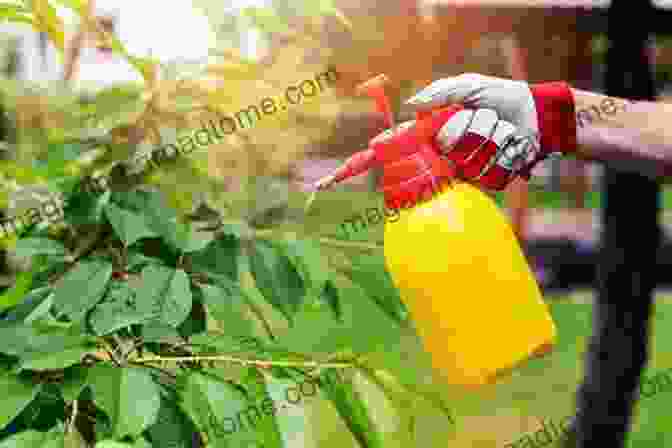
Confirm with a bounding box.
[406,73,577,190]
[315,107,526,192]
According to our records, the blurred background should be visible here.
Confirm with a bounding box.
[2,1,672,446]
[5,0,672,293]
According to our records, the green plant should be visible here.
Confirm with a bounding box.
[0,1,454,447]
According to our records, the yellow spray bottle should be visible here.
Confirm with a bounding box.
[316,74,556,389]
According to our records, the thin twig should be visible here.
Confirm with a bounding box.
[316,236,382,251]
[66,399,78,434]
[100,340,122,367]
[134,354,352,369]
[252,229,382,251]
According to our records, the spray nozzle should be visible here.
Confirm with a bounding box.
[356,74,396,129]
[356,74,441,143]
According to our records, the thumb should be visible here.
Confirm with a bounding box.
[405,74,489,110]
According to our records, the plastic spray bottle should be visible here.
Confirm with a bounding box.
[316,74,556,389]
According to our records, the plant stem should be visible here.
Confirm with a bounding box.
[134,354,353,369]
[66,399,78,434]
[253,229,382,251]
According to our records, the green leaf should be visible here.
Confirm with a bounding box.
[64,190,111,226]
[2,287,52,323]
[319,279,342,322]
[104,202,157,247]
[20,346,93,372]
[358,365,455,427]
[95,440,150,448]
[136,265,192,327]
[30,257,68,289]
[0,320,93,361]
[88,282,148,336]
[132,191,185,253]
[320,369,385,448]
[14,238,67,258]
[188,235,239,282]
[134,439,152,448]
[0,373,40,431]
[88,365,161,439]
[0,270,36,313]
[23,290,53,323]
[197,283,256,339]
[277,238,328,297]
[0,256,51,313]
[0,323,50,356]
[231,368,285,448]
[35,142,84,180]
[110,189,157,213]
[176,296,206,339]
[3,320,95,372]
[140,322,181,344]
[249,240,305,324]
[178,228,213,254]
[141,204,208,255]
[0,3,34,26]
[60,366,88,402]
[177,372,248,444]
[126,252,163,273]
[52,259,113,322]
[0,12,33,25]
[145,393,198,448]
[8,426,71,448]
[0,430,47,447]
[346,255,408,325]
[0,3,29,16]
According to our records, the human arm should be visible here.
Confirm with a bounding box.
[571,89,672,178]
[405,74,672,188]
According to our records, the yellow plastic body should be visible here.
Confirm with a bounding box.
[383,182,556,389]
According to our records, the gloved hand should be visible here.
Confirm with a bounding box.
[315,106,530,192]
[406,73,578,190]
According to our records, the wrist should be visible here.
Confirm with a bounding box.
[529,82,578,156]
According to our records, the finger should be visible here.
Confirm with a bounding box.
[472,120,517,175]
[435,109,475,152]
[437,109,500,163]
[455,119,515,183]
[490,120,518,148]
[462,109,500,162]
[405,73,491,110]
[493,130,534,172]
[475,126,534,190]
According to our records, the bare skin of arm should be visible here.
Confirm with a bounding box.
[571,89,672,179]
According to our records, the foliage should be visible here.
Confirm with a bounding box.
[0,1,454,447]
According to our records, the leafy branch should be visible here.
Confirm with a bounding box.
[0,2,445,448]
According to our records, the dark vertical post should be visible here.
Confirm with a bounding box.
[567,0,660,446]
